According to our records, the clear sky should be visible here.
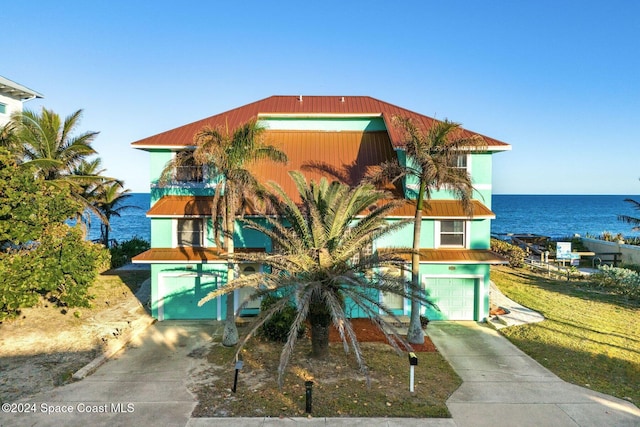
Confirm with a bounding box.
[3,1,639,194]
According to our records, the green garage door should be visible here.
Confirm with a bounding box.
[159,274,222,320]
[423,277,476,320]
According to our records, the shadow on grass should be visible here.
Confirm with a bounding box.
[498,267,639,310]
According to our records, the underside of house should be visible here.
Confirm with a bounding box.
[132,96,510,322]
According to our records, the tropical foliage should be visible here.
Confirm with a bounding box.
[161,118,287,346]
[0,149,108,320]
[198,172,431,386]
[3,108,134,245]
[589,265,640,300]
[490,238,526,268]
[109,237,151,269]
[369,116,486,343]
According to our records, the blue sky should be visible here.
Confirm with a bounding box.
[3,1,639,194]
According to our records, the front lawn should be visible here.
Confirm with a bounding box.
[491,266,640,407]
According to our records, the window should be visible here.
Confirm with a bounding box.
[350,241,373,265]
[450,154,467,170]
[177,219,204,247]
[0,103,6,114]
[439,220,465,247]
[174,151,204,183]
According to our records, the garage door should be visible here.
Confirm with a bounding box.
[159,274,222,320]
[422,277,476,320]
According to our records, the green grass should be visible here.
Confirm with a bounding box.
[492,266,640,407]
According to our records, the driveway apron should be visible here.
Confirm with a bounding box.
[428,321,640,427]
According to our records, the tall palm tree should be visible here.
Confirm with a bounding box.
[162,118,287,346]
[198,171,432,386]
[369,116,486,344]
[94,181,138,247]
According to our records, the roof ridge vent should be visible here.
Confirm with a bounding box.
[297,95,303,102]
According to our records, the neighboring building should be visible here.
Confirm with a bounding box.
[0,76,43,126]
[132,96,510,322]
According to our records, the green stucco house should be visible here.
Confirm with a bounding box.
[132,96,510,322]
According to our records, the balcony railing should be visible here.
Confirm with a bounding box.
[174,166,204,183]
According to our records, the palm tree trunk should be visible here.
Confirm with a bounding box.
[407,181,426,344]
[222,193,239,347]
[309,298,332,358]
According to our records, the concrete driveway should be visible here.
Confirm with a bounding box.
[2,321,221,427]
[428,322,640,427]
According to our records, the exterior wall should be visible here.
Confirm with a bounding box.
[261,117,386,132]
[377,218,491,250]
[0,94,24,126]
[470,219,491,250]
[403,152,493,205]
[580,238,640,266]
[235,218,272,250]
[376,219,434,249]
[150,218,174,247]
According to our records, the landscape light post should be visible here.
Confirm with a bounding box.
[408,352,418,392]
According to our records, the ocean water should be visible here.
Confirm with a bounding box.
[87,193,640,244]
[86,193,151,243]
[491,194,640,239]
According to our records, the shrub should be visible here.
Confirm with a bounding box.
[259,294,306,342]
[491,238,526,268]
[109,237,150,268]
[0,224,107,320]
[590,265,640,300]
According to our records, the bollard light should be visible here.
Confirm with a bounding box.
[232,359,243,393]
[408,352,418,392]
[305,380,314,413]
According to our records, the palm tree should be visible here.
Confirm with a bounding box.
[198,171,432,386]
[618,196,640,231]
[10,108,98,181]
[94,181,138,247]
[369,116,486,344]
[71,158,108,233]
[162,118,287,346]
[8,108,101,220]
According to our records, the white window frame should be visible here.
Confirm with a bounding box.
[434,220,469,248]
[450,153,469,171]
[173,218,206,247]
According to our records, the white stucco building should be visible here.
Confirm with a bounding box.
[0,76,43,126]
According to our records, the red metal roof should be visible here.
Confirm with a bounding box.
[147,195,494,219]
[131,247,265,263]
[131,95,510,150]
[380,249,508,264]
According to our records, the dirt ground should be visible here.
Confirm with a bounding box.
[0,269,151,403]
[1,271,447,416]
